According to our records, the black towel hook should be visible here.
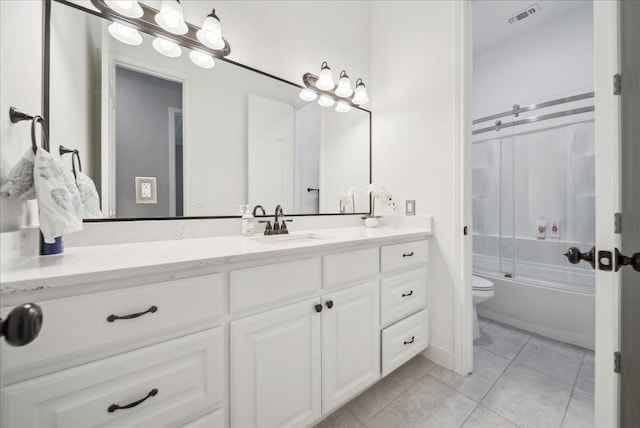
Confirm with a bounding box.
[59,145,82,178]
[30,116,48,154]
[10,107,49,153]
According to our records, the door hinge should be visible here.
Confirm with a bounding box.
[614,74,621,95]
[614,213,621,234]
[614,351,621,373]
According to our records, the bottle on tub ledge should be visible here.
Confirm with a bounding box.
[550,220,560,240]
[536,217,546,239]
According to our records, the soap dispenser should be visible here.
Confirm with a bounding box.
[242,205,254,236]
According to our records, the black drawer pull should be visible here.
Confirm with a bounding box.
[404,336,415,345]
[402,290,414,298]
[107,306,158,322]
[402,252,414,257]
[108,388,158,413]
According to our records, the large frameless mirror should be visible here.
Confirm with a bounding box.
[46,0,371,220]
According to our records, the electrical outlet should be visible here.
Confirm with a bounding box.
[135,177,157,204]
[405,200,416,216]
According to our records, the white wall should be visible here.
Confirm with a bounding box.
[371,1,461,370]
[473,3,593,117]
[0,1,43,233]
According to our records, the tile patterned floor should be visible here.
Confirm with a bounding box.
[317,319,595,428]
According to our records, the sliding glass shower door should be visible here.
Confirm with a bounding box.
[472,93,596,293]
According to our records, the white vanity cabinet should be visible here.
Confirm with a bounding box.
[1,228,430,428]
[230,279,379,427]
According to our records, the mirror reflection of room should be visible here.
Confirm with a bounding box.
[49,2,371,219]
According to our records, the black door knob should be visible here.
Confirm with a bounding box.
[325,300,334,309]
[314,304,323,313]
[615,249,640,272]
[0,303,43,347]
[564,246,596,269]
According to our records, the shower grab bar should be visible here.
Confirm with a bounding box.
[472,92,594,125]
[472,106,594,136]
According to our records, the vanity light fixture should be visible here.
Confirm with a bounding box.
[196,9,224,50]
[299,89,318,102]
[335,102,351,113]
[107,22,143,45]
[351,78,370,106]
[104,0,143,18]
[152,37,182,57]
[316,61,335,91]
[155,0,188,35]
[318,96,335,108]
[334,71,353,97]
[301,63,368,111]
[189,50,215,69]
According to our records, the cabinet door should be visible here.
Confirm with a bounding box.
[230,298,321,428]
[321,280,380,414]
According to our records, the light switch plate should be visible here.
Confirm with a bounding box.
[405,200,416,216]
[135,177,157,204]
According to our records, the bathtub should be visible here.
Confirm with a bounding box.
[475,273,595,350]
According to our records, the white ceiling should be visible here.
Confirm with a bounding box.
[473,0,592,53]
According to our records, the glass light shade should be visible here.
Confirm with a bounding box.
[152,37,182,57]
[352,81,369,105]
[189,50,215,69]
[318,96,335,107]
[155,0,188,35]
[299,89,317,102]
[335,102,351,113]
[105,0,143,18]
[316,63,335,91]
[107,22,142,46]
[196,10,223,49]
[335,73,353,97]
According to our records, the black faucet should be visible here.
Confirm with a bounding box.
[252,205,266,216]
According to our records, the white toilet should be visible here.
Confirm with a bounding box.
[472,275,495,339]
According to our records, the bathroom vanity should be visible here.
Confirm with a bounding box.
[0,227,430,427]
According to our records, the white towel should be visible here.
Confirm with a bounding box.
[33,147,83,243]
[75,171,102,219]
[0,148,36,200]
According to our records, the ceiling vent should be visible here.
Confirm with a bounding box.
[508,4,541,24]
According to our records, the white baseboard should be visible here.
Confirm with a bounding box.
[421,342,454,371]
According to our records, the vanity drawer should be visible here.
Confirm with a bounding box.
[381,267,427,327]
[381,309,429,376]
[1,273,223,374]
[230,257,321,314]
[1,328,224,428]
[380,240,428,273]
[324,247,379,289]
[181,408,225,428]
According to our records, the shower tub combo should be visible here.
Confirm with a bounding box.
[472,92,595,350]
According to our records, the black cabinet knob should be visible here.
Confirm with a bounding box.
[325,300,334,309]
[314,304,323,313]
[0,303,43,347]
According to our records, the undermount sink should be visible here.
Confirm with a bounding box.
[249,233,327,245]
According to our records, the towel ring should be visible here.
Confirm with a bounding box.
[30,116,49,154]
[59,145,82,178]
[72,150,82,178]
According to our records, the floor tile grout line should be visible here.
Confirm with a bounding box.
[360,370,432,425]
[560,350,587,427]
[356,358,437,426]
[458,401,481,428]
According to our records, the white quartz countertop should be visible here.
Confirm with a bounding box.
[1,226,430,295]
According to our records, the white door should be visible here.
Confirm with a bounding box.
[593,1,640,426]
[321,281,380,415]
[230,298,321,428]
[248,95,295,212]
